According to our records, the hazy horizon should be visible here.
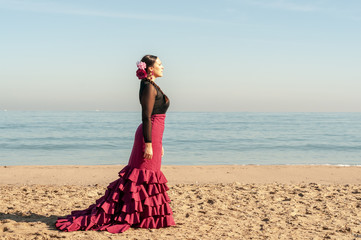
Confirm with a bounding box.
[1,0,360,112]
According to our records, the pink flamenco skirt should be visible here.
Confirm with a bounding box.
[55,114,175,233]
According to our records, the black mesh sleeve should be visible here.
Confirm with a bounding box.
[140,83,157,143]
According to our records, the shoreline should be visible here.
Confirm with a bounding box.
[1,164,361,185]
[3,163,361,166]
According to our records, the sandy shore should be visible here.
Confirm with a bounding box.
[1,165,361,239]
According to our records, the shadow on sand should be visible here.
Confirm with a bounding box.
[0,212,61,231]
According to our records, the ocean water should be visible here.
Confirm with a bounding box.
[0,111,360,166]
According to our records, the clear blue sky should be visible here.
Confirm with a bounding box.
[1,0,360,112]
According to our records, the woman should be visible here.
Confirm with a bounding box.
[55,55,176,233]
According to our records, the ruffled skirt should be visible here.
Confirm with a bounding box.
[55,114,175,233]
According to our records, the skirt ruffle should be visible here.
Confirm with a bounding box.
[55,165,176,233]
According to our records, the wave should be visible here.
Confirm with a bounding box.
[0,143,120,150]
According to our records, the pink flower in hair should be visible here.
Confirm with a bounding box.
[136,61,146,70]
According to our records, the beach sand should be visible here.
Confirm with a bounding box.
[1,165,361,239]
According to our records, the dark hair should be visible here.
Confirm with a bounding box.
[141,55,158,75]
[140,54,169,103]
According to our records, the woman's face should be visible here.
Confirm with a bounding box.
[150,58,164,78]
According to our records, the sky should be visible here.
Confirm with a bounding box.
[1,0,360,112]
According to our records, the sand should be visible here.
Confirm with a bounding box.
[1,165,361,239]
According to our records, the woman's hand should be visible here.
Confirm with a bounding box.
[144,143,153,160]
[162,146,164,157]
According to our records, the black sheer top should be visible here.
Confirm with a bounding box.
[139,79,170,143]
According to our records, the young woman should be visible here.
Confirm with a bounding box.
[55,55,175,233]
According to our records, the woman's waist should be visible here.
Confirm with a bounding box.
[150,113,166,121]
[151,113,166,117]
[138,114,165,127]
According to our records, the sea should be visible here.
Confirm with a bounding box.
[0,111,360,166]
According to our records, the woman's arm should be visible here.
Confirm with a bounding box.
[140,83,157,159]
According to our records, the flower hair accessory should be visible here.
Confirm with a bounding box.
[136,61,147,79]
[136,61,146,70]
